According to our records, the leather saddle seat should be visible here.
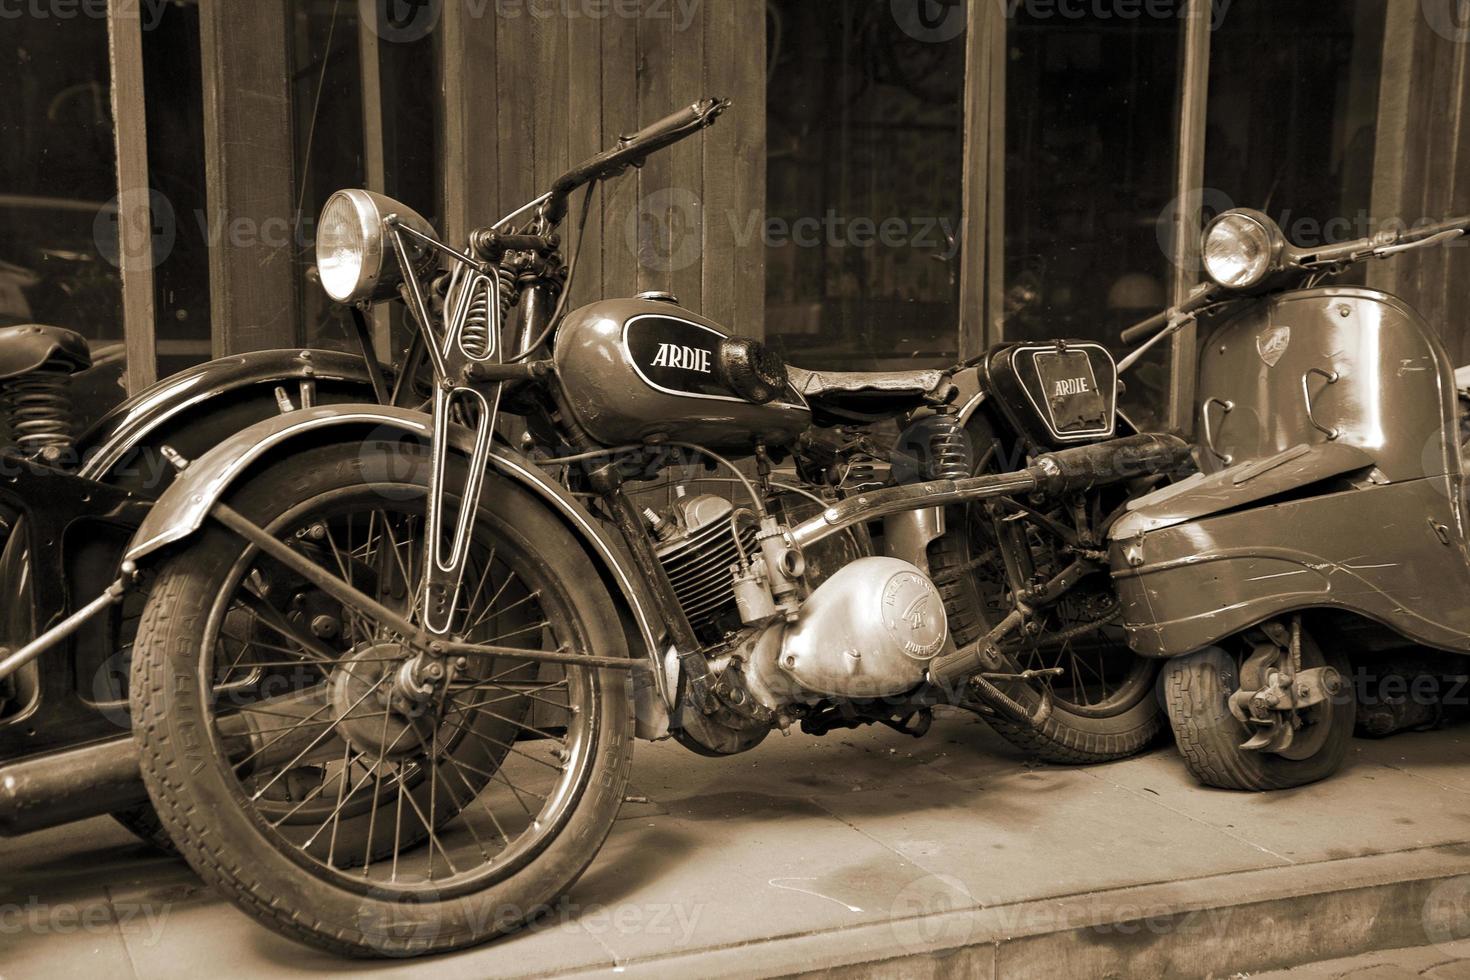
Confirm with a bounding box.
[786,364,943,425]
[0,324,91,382]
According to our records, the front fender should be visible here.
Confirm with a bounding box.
[122,404,665,680]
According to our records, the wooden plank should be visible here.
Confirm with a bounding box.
[1166,0,1212,434]
[1367,2,1417,296]
[199,0,299,356]
[668,2,705,314]
[634,2,675,296]
[599,10,640,300]
[357,0,392,355]
[700,0,739,330]
[439,0,500,240]
[727,1,765,340]
[495,4,539,226]
[107,1,157,393]
[531,1,571,202]
[566,7,604,309]
[957,0,997,359]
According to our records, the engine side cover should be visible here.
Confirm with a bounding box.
[779,557,946,699]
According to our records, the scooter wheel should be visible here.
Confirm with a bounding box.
[1161,639,1354,791]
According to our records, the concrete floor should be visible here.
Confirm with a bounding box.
[5,710,1470,979]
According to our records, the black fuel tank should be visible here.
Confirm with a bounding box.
[553,298,811,449]
[981,340,1118,448]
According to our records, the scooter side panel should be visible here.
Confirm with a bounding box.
[1113,442,1376,535]
[1109,477,1470,656]
[1197,288,1459,483]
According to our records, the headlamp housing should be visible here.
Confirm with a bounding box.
[315,189,436,304]
[1201,209,1286,290]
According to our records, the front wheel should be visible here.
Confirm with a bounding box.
[1161,635,1354,791]
[130,441,633,956]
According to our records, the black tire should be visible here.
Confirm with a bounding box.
[1161,641,1354,791]
[927,412,1163,763]
[130,441,634,957]
[110,804,179,855]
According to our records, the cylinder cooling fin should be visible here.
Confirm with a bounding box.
[652,492,758,642]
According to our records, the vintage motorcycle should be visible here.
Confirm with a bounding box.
[1114,207,1470,791]
[2,97,1190,956]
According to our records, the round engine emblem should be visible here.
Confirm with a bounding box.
[880,571,947,660]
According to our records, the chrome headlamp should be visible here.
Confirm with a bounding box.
[315,189,436,304]
[1201,209,1285,290]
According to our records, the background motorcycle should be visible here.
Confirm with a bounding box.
[113,96,1190,956]
[1114,208,1470,791]
[0,327,385,844]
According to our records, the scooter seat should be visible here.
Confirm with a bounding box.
[0,324,91,382]
[787,365,942,423]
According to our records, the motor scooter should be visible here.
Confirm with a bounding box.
[1113,208,1470,790]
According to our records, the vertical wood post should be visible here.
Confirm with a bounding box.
[958,0,1006,359]
[200,0,299,356]
[107,1,157,393]
[1166,0,1212,434]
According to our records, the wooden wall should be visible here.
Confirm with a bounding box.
[1369,1,1470,365]
[441,0,767,339]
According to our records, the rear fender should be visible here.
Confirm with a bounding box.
[123,405,670,737]
[77,348,385,492]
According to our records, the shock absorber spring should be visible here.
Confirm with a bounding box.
[928,408,969,481]
[458,274,494,359]
[3,361,75,459]
[495,264,519,321]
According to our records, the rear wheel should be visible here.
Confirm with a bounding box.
[131,441,633,956]
[928,413,1163,763]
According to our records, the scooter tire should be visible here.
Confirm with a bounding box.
[1162,644,1355,791]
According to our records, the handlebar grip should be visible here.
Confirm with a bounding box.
[542,97,729,222]
[621,97,727,146]
[1120,311,1169,346]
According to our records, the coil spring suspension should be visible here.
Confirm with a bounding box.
[2,360,75,458]
[928,408,969,481]
[458,274,495,359]
[495,264,518,321]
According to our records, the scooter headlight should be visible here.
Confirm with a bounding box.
[315,189,435,304]
[1202,209,1282,290]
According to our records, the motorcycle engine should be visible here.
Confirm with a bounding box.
[646,487,948,724]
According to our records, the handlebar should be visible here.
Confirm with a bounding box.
[1119,282,1221,346]
[1119,213,1470,350]
[542,96,730,224]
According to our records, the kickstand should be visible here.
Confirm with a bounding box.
[880,709,933,739]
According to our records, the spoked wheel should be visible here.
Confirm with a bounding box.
[130,442,633,956]
[928,414,1163,763]
[1161,633,1354,791]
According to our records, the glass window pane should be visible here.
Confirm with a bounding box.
[142,0,212,376]
[765,0,967,371]
[1203,0,1386,280]
[291,0,367,352]
[1001,10,1183,424]
[0,12,123,424]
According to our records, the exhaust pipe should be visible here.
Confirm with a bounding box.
[0,689,339,837]
[0,735,146,837]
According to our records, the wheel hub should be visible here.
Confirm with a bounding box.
[328,643,446,761]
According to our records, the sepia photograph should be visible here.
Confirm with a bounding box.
[3,0,1470,977]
